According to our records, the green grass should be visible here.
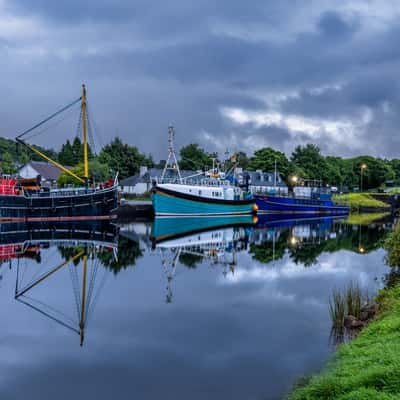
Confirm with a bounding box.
[384,188,400,194]
[288,283,400,400]
[345,212,390,225]
[334,193,389,210]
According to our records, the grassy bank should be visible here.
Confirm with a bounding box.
[334,193,389,211]
[289,282,400,399]
[289,225,400,399]
[345,212,390,225]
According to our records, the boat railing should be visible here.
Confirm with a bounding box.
[23,184,116,198]
[154,176,234,187]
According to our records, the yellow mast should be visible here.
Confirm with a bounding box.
[79,254,88,346]
[82,84,89,181]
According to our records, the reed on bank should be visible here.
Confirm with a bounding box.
[289,282,400,400]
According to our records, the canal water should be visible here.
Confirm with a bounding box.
[0,215,393,399]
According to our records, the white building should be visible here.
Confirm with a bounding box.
[119,166,198,195]
[18,161,67,185]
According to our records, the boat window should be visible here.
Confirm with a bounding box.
[199,190,202,195]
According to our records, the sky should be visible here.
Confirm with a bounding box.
[1,0,400,160]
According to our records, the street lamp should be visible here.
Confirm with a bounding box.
[291,175,298,184]
[360,163,367,192]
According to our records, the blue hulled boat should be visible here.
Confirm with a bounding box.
[255,194,349,215]
[255,180,349,215]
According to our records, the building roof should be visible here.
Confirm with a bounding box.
[250,172,287,187]
[20,161,69,181]
[120,175,141,186]
[148,168,197,179]
[120,168,288,188]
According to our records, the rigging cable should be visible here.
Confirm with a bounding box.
[16,97,81,140]
[23,104,80,142]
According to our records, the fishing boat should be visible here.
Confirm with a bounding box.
[0,85,119,222]
[152,127,256,217]
[255,179,349,215]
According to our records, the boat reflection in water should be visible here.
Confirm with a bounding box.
[149,213,386,301]
[0,221,119,346]
[151,216,254,302]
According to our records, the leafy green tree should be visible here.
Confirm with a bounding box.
[290,144,328,182]
[389,159,400,184]
[58,138,93,166]
[58,140,75,165]
[1,152,16,174]
[249,147,290,178]
[179,143,211,170]
[19,150,30,165]
[57,160,111,186]
[98,137,152,179]
[342,156,394,191]
[324,156,345,187]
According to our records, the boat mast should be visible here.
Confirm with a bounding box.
[79,254,88,346]
[161,126,182,183]
[15,88,89,184]
[82,84,89,182]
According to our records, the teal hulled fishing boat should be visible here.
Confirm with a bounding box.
[152,184,255,217]
[152,127,255,217]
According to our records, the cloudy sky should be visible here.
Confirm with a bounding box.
[1,0,400,160]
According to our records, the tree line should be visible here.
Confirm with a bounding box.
[177,143,398,191]
[1,134,398,190]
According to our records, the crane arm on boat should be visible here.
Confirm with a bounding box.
[16,138,85,184]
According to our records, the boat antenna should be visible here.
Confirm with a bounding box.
[161,125,182,183]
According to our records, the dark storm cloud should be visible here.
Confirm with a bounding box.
[1,0,400,159]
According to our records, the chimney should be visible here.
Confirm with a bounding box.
[139,166,148,177]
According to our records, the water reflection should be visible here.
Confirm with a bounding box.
[0,221,120,346]
[0,215,394,400]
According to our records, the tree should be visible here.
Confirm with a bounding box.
[344,156,395,190]
[57,160,111,186]
[389,159,400,184]
[59,137,93,166]
[249,147,290,178]
[290,144,328,182]
[98,137,153,179]
[1,152,16,174]
[58,140,75,165]
[179,143,211,170]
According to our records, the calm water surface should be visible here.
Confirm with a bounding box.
[0,216,393,399]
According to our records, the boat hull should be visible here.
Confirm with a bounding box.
[255,194,349,215]
[152,186,255,217]
[0,186,118,222]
